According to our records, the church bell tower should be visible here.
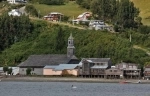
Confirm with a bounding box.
[67,33,75,58]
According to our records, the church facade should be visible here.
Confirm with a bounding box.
[18,34,79,75]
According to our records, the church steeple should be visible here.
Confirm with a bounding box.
[67,33,75,58]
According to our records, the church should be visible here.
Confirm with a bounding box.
[18,34,80,75]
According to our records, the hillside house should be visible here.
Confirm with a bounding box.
[18,34,80,75]
[7,0,26,4]
[80,58,112,78]
[72,12,91,24]
[89,20,111,31]
[43,12,64,21]
[8,9,22,16]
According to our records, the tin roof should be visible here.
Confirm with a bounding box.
[144,68,150,71]
[54,64,78,71]
[82,58,110,63]
[44,65,58,69]
[91,65,107,69]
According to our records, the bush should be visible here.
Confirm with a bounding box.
[3,66,8,73]
[26,68,31,75]
[25,5,38,17]
[8,68,12,75]
[10,4,25,9]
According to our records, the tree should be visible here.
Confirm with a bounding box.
[26,68,31,75]
[3,66,8,73]
[25,5,38,17]
[54,26,65,52]
[8,68,12,75]
[116,0,139,29]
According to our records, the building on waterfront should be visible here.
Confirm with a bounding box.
[115,62,141,79]
[105,66,123,79]
[43,64,78,76]
[79,58,112,78]
[144,65,150,80]
[18,34,80,75]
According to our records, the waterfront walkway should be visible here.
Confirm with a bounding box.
[1,76,150,84]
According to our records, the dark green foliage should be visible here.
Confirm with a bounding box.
[39,0,64,5]
[0,14,32,51]
[138,25,150,34]
[77,0,141,30]
[8,68,12,74]
[3,66,8,72]
[26,68,31,75]
[29,0,65,5]
[62,15,70,22]
[54,26,66,53]
[25,4,38,17]
[10,4,25,9]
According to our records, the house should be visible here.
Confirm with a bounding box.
[18,34,80,75]
[43,65,57,76]
[43,65,59,76]
[11,67,19,75]
[43,12,64,21]
[115,62,141,79]
[144,65,150,80]
[105,66,123,79]
[0,67,4,75]
[88,20,110,31]
[72,12,91,24]
[54,64,78,76]
[7,0,26,4]
[80,58,112,78]
[8,9,22,16]
[43,64,78,76]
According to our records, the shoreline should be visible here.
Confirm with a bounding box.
[1,76,150,83]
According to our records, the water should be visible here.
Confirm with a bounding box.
[0,82,149,96]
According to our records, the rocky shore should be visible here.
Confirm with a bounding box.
[1,76,150,84]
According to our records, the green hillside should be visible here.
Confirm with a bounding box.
[132,0,150,25]
[33,1,88,18]
[0,1,150,67]
[0,20,150,67]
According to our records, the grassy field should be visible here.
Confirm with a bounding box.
[33,1,88,19]
[132,0,150,25]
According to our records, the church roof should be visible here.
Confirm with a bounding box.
[18,54,78,67]
[68,33,74,39]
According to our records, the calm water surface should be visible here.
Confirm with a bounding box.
[0,82,149,96]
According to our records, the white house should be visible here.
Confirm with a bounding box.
[72,12,91,24]
[8,9,22,16]
[7,0,26,4]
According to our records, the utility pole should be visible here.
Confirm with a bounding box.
[38,10,40,19]
[73,16,74,26]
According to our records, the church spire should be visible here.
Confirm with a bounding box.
[67,33,75,58]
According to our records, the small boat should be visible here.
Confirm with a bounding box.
[72,85,77,89]
[120,80,141,84]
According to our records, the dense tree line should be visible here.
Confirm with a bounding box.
[76,0,141,31]
[0,14,33,52]
[28,0,65,5]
